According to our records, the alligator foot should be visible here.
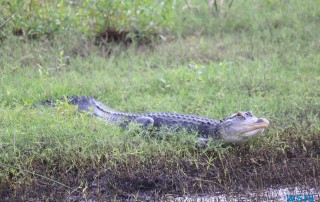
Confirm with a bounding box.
[195,137,209,148]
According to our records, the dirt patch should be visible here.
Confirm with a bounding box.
[1,141,320,201]
[95,29,160,47]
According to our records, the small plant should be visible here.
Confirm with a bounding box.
[0,15,14,29]
[0,0,177,39]
[209,0,235,16]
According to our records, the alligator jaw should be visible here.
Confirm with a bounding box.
[238,118,269,138]
[239,120,269,135]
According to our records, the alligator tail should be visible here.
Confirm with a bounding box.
[41,96,118,117]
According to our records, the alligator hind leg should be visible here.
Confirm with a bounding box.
[132,116,155,130]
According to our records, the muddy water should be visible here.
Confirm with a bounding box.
[172,187,319,202]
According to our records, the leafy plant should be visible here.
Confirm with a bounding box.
[0,0,176,39]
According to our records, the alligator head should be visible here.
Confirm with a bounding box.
[220,110,269,143]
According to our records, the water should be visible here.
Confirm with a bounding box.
[172,187,319,202]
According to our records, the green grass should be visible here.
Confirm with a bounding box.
[0,0,320,200]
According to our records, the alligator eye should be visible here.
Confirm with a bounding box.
[236,112,243,118]
[246,110,253,116]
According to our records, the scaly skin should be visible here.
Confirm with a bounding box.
[50,96,270,143]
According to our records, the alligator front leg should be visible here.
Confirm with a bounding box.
[132,116,155,131]
[195,137,209,148]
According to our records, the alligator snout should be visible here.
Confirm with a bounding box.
[255,118,269,126]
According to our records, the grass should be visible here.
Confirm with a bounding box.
[1,0,320,200]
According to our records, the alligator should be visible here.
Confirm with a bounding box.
[45,96,269,143]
